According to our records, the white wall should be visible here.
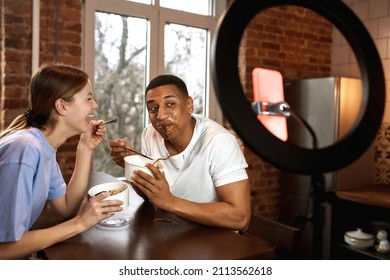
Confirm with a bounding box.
[331,0,390,123]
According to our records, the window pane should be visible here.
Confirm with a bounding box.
[164,23,207,115]
[160,0,211,15]
[93,12,148,177]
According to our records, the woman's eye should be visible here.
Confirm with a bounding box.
[167,103,174,108]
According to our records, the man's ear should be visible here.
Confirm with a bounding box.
[54,99,68,115]
[187,96,194,113]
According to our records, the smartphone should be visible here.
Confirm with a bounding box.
[252,67,288,141]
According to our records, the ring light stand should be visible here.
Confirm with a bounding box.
[211,0,385,259]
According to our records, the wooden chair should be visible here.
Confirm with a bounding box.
[242,214,301,259]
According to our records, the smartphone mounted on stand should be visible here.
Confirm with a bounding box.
[252,67,288,141]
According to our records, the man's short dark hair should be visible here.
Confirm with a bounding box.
[145,74,189,97]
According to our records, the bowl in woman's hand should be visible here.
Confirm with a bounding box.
[88,181,129,208]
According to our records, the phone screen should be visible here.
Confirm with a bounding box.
[252,67,288,141]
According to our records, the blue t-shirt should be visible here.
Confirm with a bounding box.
[0,128,66,242]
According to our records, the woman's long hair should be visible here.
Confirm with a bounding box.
[0,63,89,138]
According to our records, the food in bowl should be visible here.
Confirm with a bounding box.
[124,155,163,181]
[94,188,123,196]
[344,228,375,249]
[88,181,129,209]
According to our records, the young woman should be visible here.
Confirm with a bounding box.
[0,64,123,259]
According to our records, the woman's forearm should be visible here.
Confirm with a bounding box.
[63,143,94,217]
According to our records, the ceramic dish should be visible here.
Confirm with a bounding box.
[344,228,375,249]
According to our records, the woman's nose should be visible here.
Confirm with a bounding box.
[92,99,98,109]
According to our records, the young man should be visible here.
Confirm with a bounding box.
[109,74,250,230]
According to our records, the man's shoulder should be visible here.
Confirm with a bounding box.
[195,115,232,137]
[194,114,226,130]
[192,116,239,151]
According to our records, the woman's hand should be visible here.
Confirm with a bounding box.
[79,119,106,150]
[75,192,123,231]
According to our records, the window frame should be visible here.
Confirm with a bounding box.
[83,0,226,125]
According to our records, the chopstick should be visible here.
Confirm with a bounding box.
[102,118,118,125]
[104,138,153,160]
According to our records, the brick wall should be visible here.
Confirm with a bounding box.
[39,0,82,65]
[1,0,32,129]
[0,1,332,219]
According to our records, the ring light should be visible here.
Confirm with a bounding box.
[211,0,385,174]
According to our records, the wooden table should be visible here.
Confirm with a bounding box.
[336,184,390,208]
[33,181,275,260]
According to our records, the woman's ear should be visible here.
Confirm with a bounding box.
[54,99,68,115]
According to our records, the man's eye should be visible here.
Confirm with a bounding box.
[148,107,158,113]
[167,103,174,108]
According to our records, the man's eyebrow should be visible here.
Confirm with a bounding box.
[146,94,177,104]
[163,94,177,99]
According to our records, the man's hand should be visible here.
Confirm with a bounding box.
[108,139,132,167]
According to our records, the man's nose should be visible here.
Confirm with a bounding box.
[156,107,168,119]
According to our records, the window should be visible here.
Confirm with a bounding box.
[84,0,225,176]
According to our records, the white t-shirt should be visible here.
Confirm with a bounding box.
[141,114,248,203]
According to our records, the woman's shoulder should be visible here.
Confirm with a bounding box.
[2,128,42,144]
[0,128,44,156]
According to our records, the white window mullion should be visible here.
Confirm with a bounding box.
[156,10,166,77]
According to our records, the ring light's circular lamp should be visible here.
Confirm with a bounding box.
[211,0,385,174]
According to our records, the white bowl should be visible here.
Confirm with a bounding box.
[88,181,129,209]
[344,228,375,249]
[124,155,156,181]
